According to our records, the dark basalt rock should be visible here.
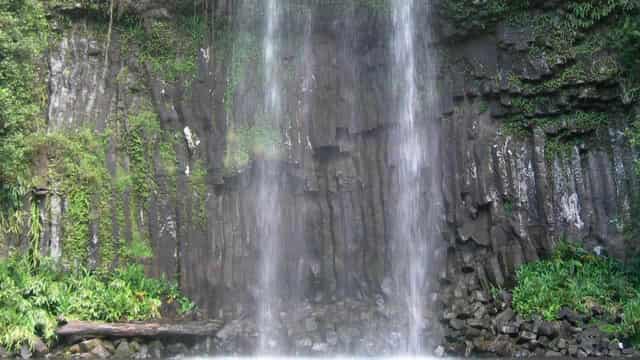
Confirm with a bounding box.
[147,340,164,358]
[90,345,111,359]
[32,338,48,355]
[14,2,638,358]
[439,286,636,358]
[114,341,133,358]
[35,0,638,324]
[449,319,466,330]
[495,307,515,326]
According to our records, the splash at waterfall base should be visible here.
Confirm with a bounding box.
[38,300,443,358]
[43,291,640,359]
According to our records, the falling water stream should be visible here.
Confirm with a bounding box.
[257,0,284,353]
[252,0,441,355]
[390,0,424,352]
[391,0,441,354]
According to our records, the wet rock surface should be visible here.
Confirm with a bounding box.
[9,3,636,359]
[440,289,640,358]
[0,296,636,358]
[33,0,638,319]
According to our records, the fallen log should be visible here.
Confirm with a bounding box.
[56,320,224,338]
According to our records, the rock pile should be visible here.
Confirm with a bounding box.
[439,289,640,357]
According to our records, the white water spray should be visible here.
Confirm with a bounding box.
[391,0,441,354]
[257,0,284,353]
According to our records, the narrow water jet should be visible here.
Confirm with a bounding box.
[390,0,441,354]
[257,0,284,353]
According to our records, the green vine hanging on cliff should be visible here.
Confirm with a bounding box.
[0,0,48,217]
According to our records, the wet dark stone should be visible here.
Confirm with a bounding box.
[114,341,132,358]
[165,342,188,356]
[500,325,519,335]
[19,345,31,360]
[148,340,164,358]
[449,318,466,330]
[495,307,515,326]
[519,330,537,342]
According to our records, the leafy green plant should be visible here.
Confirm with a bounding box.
[0,255,194,352]
[622,295,640,341]
[0,0,48,219]
[513,241,640,341]
[124,111,161,204]
[489,285,504,301]
[130,14,206,83]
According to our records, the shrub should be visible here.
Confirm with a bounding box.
[513,241,638,340]
[0,255,194,352]
[623,295,640,340]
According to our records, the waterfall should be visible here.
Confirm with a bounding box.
[257,0,284,353]
[390,0,441,353]
[242,0,442,354]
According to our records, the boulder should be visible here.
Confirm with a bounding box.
[465,327,483,338]
[609,349,622,356]
[499,325,518,335]
[494,308,515,326]
[114,340,132,358]
[577,349,588,357]
[558,307,581,325]
[134,344,149,359]
[148,340,164,358]
[32,338,48,355]
[472,304,488,319]
[19,345,31,360]
[499,291,513,306]
[514,349,532,357]
[472,290,490,303]
[216,319,244,341]
[449,319,465,330]
[165,342,187,356]
[451,299,472,319]
[90,345,111,359]
[129,340,141,353]
[488,335,515,357]
[79,338,103,353]
[537,321,558,338]
[69,344,82,354]
[519,330,537,342]
[608,339,623,351]
[467,318,491,330]
[557,338,568,349]
[568,344,578,356]
[442,310,457,321]
[101,340,115,354]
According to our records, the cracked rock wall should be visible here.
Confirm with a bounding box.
[37,1,638,316]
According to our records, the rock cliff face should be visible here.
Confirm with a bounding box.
[34,0,638,317]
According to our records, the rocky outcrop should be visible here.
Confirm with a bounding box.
[30,0,639,327]
[439,288,640,357]
[437,2,639,297]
